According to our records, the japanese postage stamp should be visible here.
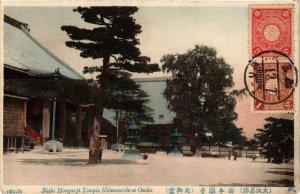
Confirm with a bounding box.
[250,6,293,57]
[248,5,297,112]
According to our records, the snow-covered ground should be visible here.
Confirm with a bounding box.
[2,148,293,186]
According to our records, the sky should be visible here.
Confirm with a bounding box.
[4,6,292,138]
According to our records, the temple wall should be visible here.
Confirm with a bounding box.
[3,96,26,137]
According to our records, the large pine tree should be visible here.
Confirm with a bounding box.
[61,6,159,164]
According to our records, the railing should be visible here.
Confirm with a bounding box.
[24,125,43,145]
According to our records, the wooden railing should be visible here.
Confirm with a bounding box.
[24,125,43,145]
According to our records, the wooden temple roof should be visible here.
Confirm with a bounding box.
[4,15,84,80]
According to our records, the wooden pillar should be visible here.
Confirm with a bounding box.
[58,102,67,141]
[24,100,27,127]
[87,107,94,140]
[64,109,71,143]
[23,101,28,148]
[10,137,12,151]
[14,137,17,153]
[42,99,51,140]
[9,137,13,152]
[76,105,82,142]
[21,137,24,153]
[7,137,10,153]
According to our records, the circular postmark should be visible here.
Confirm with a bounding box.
[244,50,298,105]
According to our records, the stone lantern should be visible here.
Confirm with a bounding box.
[122,123,142,160]
[168,129,183,156]
[127,123,139,150]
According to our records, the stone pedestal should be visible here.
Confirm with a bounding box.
[122,149,142,160]
[43,140,63,152]
[122,123,141,160]
[111,143,125,151]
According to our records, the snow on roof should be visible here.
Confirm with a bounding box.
[4,16,84,80]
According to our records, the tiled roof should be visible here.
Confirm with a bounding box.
[134,77,171,82]
[4,15,84,80]
[103,80,176,125]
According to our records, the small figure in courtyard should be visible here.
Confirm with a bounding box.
[233,149,238,160]
[228,151,231,160]
[251,154,257,161]
[195,147,201,157]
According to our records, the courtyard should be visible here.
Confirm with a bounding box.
[3,148,293,186]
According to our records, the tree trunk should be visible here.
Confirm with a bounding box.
[88,107,102,164]
[88,56,109,164]
[88,117,100,164]
[101,56,110,88]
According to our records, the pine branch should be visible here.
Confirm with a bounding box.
[112,62,160,73]
[83,66,103,74]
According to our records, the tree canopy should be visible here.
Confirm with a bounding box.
[61,6,159,115]
[61,6,159,76]
[254,117,293,162]
[161,45,244,144]
[103,70,154,123]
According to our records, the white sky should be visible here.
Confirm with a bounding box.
[4,6,291,137]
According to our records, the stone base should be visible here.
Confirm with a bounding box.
[122,149,142,160]
[43,140,63,152]
[111,143,125,151]
[168,148,183,157]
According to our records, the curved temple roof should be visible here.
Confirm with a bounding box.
[4,16,84,80]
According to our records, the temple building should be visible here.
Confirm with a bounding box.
[136,77,195,152]
[3,15,193,153]
[134,77,175,152]
[3,15,88,152]
[103,77,195,153]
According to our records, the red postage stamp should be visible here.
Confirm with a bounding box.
[251,6,293,57]
[248,5,296,112]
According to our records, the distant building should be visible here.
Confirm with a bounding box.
[103,77,175,124]
[102,77,197,152]
[136,77,175,124]
[102,77,176,150]
[135,77,176,152]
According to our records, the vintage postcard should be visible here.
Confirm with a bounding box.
[0,1,299,194]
